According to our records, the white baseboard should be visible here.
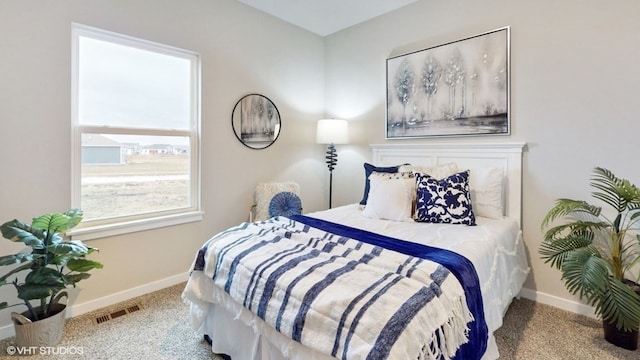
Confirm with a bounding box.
[0,273,187,340]
[519,287,597,319]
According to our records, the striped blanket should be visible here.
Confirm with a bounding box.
[189,216,485,360]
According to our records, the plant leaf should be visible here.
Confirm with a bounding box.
[31,209,83,234]
[0,253,35,266]
[539,232,593,269]
[46,240,89,256]
[541,199,601,231]
[66,258,104,273]
[0,220,45,249]
[561,248,609,299]
[591,167,627,212]
[598,278,640,331]
[17,268,65,301]
[630,210,640,226]
[64,273,92,286]
[542,222,606,243]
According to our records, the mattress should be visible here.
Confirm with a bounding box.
[183,204,529,359]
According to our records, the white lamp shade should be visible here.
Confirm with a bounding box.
[316,119,348,144]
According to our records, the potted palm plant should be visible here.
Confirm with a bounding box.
[0,209,103,347]
[540,167,640,350]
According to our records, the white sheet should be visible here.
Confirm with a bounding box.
[183,204,530,360]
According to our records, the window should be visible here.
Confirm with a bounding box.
[70,24,201,240]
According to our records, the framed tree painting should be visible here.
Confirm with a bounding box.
[386,27,510,139]
[231,94,281,149]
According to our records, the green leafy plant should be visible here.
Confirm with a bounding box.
[0,209,103,321]
[540,167,640,331]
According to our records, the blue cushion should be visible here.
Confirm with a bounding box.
[269,191,302,218]
[415,170,476,225]
[359,163,403,205]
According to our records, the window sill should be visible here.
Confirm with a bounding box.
[67,211,204,241]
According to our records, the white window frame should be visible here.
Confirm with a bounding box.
[69,23,202,241]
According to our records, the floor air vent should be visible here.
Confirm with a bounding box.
[96,304,141,324]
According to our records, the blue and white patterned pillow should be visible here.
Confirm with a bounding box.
[415,170,476,225]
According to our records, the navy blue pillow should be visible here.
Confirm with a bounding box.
[415,170,476,225]
[359,163,404,205]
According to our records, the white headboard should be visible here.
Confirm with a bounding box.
[371,142,526,227]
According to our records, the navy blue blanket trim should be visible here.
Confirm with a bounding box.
[289,215,488,360]
[193,245,208,272]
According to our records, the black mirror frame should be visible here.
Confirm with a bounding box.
[231,94,281,150]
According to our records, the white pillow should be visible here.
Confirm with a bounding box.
[468,167,504,219]
[361,174,414,222]
[399,163,458,179]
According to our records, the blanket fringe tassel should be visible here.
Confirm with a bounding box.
[421,297,474,360]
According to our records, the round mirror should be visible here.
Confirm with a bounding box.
[232,94,281,150]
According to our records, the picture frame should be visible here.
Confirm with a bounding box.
[231,94,281,150]
[386,27,510,139]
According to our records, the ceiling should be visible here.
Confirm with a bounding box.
[238,0,418,36]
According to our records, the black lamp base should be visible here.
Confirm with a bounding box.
[325,144,337,208]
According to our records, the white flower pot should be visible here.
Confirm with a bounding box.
[11,291,67,348]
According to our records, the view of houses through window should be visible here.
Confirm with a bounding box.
[80,134,190,220]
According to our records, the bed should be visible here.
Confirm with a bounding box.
[183,142,530,360]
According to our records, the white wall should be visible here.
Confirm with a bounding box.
[324,0,640,314]
[0,0,326,334]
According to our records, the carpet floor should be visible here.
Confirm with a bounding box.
[0,283,638,359]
